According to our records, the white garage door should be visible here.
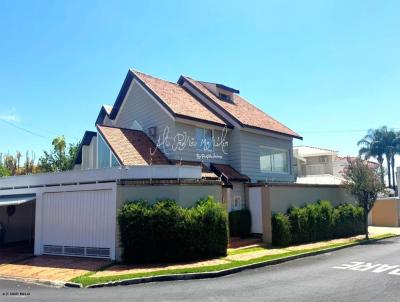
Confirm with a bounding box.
[41,190,115,259]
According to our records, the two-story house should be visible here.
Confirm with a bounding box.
[75,69,302,211]
[293,146,380,185]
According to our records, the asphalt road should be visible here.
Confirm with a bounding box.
[2,237,400,302]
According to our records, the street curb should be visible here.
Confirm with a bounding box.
[0,276,65,288]
[85,234,400,288]
[64,282,83,288]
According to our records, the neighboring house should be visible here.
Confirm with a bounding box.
[294,146,379,185]
[74,69,302,211]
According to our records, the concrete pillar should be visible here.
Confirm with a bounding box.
[261,185,272,244]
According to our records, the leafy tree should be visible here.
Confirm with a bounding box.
[3,155,16,175]
[343,157,386,239]
[38,136,79,172]
[0,164,10,177]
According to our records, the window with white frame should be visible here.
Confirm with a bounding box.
[97,134,121,168]
[195,127,213,151]
[260,147,289,173]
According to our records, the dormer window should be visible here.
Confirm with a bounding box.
[219,92,232,102]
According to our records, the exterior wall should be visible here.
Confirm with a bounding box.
[0,201,35,244]
[117,183,222,209]
[300,155,334,176]
[332,157,347,177]
[371,198,400,227]
[228,128,242,172]
[81,137,97,170]
[268,184,355,214]
[247,184,356,243]
[114,79,175,144]
[167,122,229,164]
[239,130,294,183]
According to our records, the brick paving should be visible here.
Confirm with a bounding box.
[0,255,110,282]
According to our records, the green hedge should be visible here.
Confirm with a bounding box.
[229,209,251,238]
[118,196,228,264]
[272,200,364,246]
[333,204,364,238]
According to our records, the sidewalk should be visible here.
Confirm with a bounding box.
[91,226,396,279]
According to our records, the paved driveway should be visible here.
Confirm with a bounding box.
[0,243,33,265]
[0,255,110,283]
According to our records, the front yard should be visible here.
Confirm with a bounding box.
[71,226,399,287]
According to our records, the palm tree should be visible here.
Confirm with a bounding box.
[394,131,400,193]
[382,128,397,190]
[358,128,386,185]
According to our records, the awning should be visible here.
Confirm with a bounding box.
[0,194,36,207]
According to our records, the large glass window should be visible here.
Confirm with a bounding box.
[260,147,289,173]
[98,135,111,168]
[97,134,120,168]
[195,128,213,151]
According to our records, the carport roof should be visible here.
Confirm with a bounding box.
[0,194,36,206]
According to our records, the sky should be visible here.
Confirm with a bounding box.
[0,0,399,163]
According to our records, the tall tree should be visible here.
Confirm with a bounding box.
[3,155,16,176]
[15,151,22,172]
[358,128,386,185]
[343,157,386,239]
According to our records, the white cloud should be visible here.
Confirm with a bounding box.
[0,107,20,122]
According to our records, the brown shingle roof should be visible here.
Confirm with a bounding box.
[97,125,170,166]
[182,76,302,139]
[210,163,250,182]
[132,70,228,126]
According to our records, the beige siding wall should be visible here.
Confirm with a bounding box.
[268,185,355,214]
[116,184,222,209]
[0,201,35,243]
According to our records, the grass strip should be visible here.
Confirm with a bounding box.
[71,233,396,287]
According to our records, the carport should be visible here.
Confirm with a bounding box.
[0,194,36,262]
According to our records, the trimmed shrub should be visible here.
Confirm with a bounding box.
[287,206,310,244]
[229,209,252,238]
[118,196,228,264]
[272,213,292,246]
[333,204,364,238]
[272,200,364,247]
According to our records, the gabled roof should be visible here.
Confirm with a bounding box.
[109,70,230,127]
[210,163,250,182]
[74,131,97,165]
[95,104,113,125]
[180,76,302,139]
[108,69,301,139]
[97,125,169,166]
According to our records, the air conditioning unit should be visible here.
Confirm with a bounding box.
[148,126,157,137]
